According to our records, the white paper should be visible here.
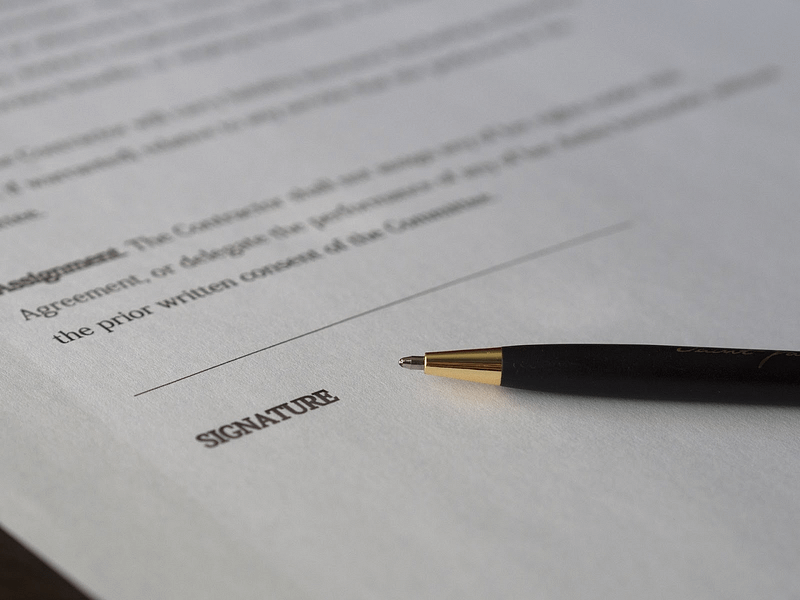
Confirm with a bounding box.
[1,1,799,598]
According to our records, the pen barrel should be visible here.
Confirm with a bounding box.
[501,344,800,403]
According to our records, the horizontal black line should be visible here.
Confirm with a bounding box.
[134,220,633,397]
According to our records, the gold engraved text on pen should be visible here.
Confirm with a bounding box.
[676,347,800,369]
[675,347,757,355]
[758,351,800,369]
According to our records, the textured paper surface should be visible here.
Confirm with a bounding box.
[0,1,798,598]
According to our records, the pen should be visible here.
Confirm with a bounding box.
[398,345,800,403]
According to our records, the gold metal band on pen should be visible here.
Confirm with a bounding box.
[424,348,503,385]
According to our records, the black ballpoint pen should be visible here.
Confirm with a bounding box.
[398,345,800,404]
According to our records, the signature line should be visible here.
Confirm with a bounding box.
[134,220,633,397]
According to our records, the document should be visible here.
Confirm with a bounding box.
[1,1,798,598]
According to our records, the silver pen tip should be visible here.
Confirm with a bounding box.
[399,356,424,370]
